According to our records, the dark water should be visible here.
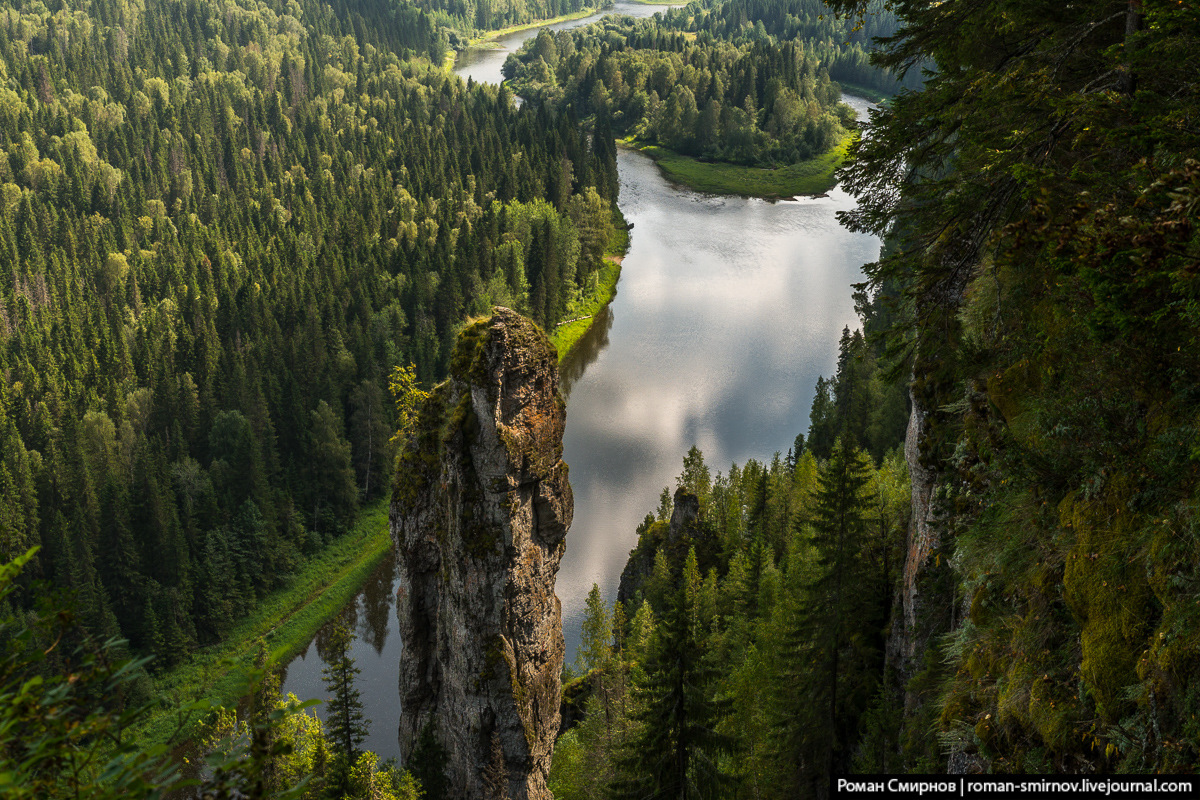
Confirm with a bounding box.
[278,554,404,761]
[278,12,878,762]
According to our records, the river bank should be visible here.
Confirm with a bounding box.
[240,6,878,761]
[550,204,631,360]
[443,3,615,70]
[138,500,393,749]
[618,130,855,198]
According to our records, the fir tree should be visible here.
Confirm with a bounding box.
[771,436,878,798]
[577,583,613,674]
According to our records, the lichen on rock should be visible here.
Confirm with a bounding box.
[392,307,571,800]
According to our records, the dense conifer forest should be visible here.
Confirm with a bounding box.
[503,0,921,168]
[4,0,1200,796]
[551,282,911,798]
[507,18,851,166]
[831,0,1200,777]
[664,0,922,96]
[0,0,618,670]
[551,0,1200,794]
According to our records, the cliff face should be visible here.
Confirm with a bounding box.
[391,308,572,800]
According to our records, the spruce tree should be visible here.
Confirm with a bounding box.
[770,436,878,798]
[577,583,613,675]
[322,622,369,793]
[612,547,730,800]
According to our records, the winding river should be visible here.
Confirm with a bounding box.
[278,6,880,763]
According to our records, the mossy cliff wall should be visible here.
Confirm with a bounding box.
[392,308,572,800]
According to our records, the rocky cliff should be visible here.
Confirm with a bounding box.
[617,487,701,606]
[391,308,572,800]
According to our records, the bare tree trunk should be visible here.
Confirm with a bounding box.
[1120,0,1144,94]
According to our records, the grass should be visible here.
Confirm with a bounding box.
[457,4,610,52]
[551,258,621,361]
[138,499,394,749]
[549,207,628,361]
[619,130,856,198]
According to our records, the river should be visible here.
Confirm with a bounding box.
[278,6,879,763]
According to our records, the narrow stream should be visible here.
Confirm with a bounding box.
[278,9,879,763]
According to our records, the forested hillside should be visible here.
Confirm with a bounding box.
[7,0,1198,794]
[503,0,921,170]
[668,0,921,96]
[550,276,911,797]
[557,0,1200,789]
[553,437,909,798]
[0,0,619,669]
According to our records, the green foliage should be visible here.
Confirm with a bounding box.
[823,0,1200,774]
[560,436,908,796]
[0,548,302,799]
[612,547,732,800]
[622,132,853,197]
[420,0,605,39]
[808,324,910,464]
[769,437,885,796]
[578,583,614,674]
[507,13,856,173]
[389,364,432,443]
[549,256,622,361]
[0,0,618,677]
[138,501,392,753]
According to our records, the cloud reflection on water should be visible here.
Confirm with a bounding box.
[558,149,880,661]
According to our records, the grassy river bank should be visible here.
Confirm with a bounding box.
[138,500,393,749]
[442,4,613,70]
[619,130,855,199]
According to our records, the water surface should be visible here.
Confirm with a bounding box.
[453,1,677,87]
[279,554,403,761]
[556,126,879,658]
[278,16,878,761]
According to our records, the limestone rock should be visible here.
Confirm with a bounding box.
[392,308,571,800]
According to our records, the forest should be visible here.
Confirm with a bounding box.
[506,18,851,166]
[503,0,921,169]
[416,0,607,42]
[659,0,922,96]
[546,271,912,798]
[828,0,1200,778]
[4,0,1200,796]
[0,0,618,676]
[549,0,1200,794]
